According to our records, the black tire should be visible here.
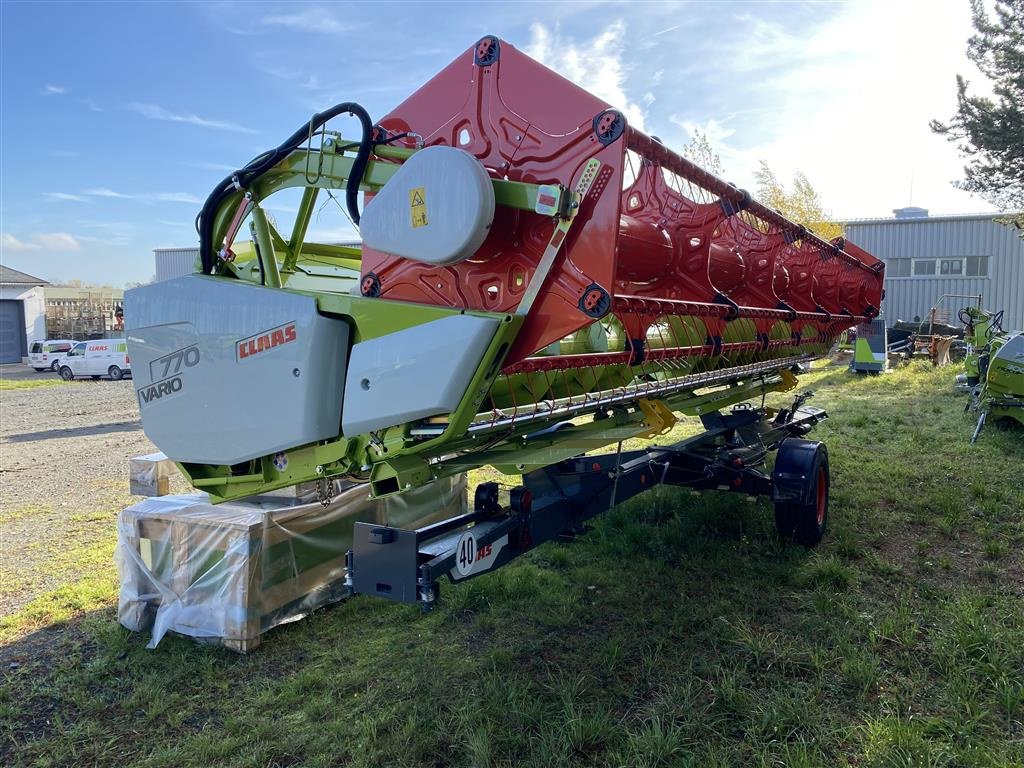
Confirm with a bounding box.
[109,365,123,381]
[50,360,61,372]
[773,439,830,547]
[59,366,74,381]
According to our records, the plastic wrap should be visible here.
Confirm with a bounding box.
[128,452,177,497]
[117,476,466,651]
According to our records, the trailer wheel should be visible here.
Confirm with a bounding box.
[772,439,829,547]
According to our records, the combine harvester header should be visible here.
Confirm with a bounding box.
[126,37,884,608]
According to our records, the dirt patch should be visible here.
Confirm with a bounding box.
[873,520,1023,597]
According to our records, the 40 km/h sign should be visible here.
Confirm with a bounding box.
[452,530,507,579]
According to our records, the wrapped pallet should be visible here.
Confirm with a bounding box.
[128,452,177,497]
[117,476,466,651]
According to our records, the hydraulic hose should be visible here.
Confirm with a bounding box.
[197,102,374,274]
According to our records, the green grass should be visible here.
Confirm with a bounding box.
[2,362,1023,767]
[0,378,66,391]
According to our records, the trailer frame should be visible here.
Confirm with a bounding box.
[346,395,830,609]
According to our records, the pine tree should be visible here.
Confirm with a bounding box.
[931,0,1024,231]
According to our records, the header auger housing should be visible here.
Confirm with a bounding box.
[126,36,884,517]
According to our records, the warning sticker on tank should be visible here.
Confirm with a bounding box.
[409,187,427,228]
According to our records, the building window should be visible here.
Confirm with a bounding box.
[913,259,936,276]
[888,258,911,277]
[966,256,989,277]
[940,259,963,275]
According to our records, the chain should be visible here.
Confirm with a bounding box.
[316,476,334,508]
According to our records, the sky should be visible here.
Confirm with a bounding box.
[0,0,997,287]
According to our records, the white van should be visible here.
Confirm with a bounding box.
[27,339,76,372]
[58,339,132,381]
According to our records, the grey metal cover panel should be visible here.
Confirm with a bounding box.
[360,146,495,266]
[342,314,498,436]
[125,275,348,465]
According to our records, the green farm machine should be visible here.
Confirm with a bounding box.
[124,38,886,609]
[959,306,1024,441]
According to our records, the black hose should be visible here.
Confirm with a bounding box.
[197,102,374,274]
[986,310,1005,340]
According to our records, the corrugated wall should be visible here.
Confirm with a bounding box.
[154,248,199,283]
[845,216,1023,330]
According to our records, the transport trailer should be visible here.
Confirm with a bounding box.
[347,394,829,608]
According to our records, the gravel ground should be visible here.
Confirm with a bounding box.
[0,375,187,614]
[0,379,149,507]
[0,363,59,382]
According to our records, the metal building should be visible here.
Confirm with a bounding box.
[154,247,199,282]
[845,208,1023,331]
[0,265,48,363]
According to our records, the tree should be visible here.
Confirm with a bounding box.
[679,129,724,176]
[754,162,844,240]
[931,0,1024,231]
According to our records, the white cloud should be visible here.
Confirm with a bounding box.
[126,102,259,134]
[669,116,736,151]
[152,192,201,204]
[81,188,201,204]
[65,221,134,247]
[261,65,303,80]
[35,233,81,251]
[78,218,134,226]
[81,99,102,112]
[2,232,80,252]
[77,232,131,246]
[525,20,647,131]
[261,9,359,34]
[44,192,88,202]
[222,25,266,37]
[669,2,992,217]
[646,23,688,40]
[43,84,66,95]
[2,233,41,252]
[84,187,134,199]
